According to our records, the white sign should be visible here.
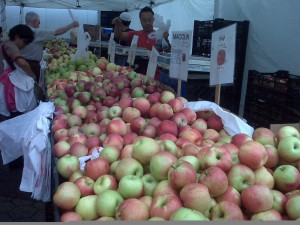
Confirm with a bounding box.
[146,46,159,78]
[210,24,237,86]
[169,30,192,82]
[108,33,115,63]
[127,35,139,66]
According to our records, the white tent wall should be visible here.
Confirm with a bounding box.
[215,0,300,117]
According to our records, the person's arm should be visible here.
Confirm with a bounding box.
[9,51,36,78]
[54,21,79,36]
[112,17,129,43]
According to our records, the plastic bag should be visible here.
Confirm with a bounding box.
[148,14,171,41]
[71,27,91,61]
[184,100,254,137]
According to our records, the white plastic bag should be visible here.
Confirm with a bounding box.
[71,27,91,61]
[148,14,171,41]
[184,101,254,137]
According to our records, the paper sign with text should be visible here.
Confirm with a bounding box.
[127,35,139,66]
[169,30,192,81]
[146,46,159,78]
[108,33,115,63]
[210,23,236,86]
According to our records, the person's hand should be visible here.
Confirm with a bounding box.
[163,31,169,40]
[112,17,122,26]
[72,21,80,28]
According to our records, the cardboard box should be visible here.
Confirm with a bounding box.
[270,123,300,135]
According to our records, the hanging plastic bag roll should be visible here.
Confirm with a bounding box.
[71,27,91,61]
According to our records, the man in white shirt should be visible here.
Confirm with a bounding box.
[21,12,79,82]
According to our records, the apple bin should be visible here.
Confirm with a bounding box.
[46,44,300,221]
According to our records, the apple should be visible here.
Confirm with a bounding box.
[227,164,255,192]
[168,161,197,190]
[211,201,244,220]
[69,142,89,158]
[202,146,232,172]
[84,157,110,181]
[159,140,178,157]
[53,140,71,158]
[115,158,144,180]
[271,190,287,214]
[149,194,183,220]
[93,174,117,195]
[108,105,123,119]
[251,209,282,221]
[160,90,175,104]
[203,129,221,143]
[53,181,81,210]
[75,195,98,220]
[238,140,268,170]
[120,144,134,159]
[74,175,95,197]
[149,151,177,181]
[56,154,80,179]
[170,207,208,221]
[86,135,101,151]
[72,105,88,119]
[132,97,151,117]
[60,211,82,222]
[221,143,240,165]
[241,184,273,213]
[115,198,149,220]
[178,155,200,172]
[122,107,141,123]
[102,133,124,150]
[83,123,102,138]
[178,127,203,146]
[123,132,138,145]
[157,103,174,121]
[278,136,300,163]
[139,196,153,209]
[99,145,120,164]
[51,119,68,133]
[69,170,84,183]
[215,185,241,207]
[141,173,159,197]
[276,125,300,144]
[285,196,300,220]
[273,164,300,192]
[179,183,211,214]
[203,198,217,219]
[156,120,178,137]
[53,128,69,142]
[130,116,147,135]
[153,180,178,198]
[199,166,228,197]
[131,86,145,98]
[132,137,160,165]
[142,124,156,138]
[171,112,188,128]
[168,98,184,113]
[207,114,223,132]
[231,133,253,148]
[95,189,124,217]
[118,96,133,110]
[252,127,276,146]
[264,144,280,169]
[254,166,275,189]
[147,92,161,105]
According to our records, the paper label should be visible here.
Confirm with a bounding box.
[169,30,192,82]
[210,24,236,86]
[108,33,116,63]
[127,35,139,66]
[146,46,159,78]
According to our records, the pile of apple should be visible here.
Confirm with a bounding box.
[47,54,300,221]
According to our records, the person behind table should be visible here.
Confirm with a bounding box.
[112,6,171,78]
[0,24,35,122]
[113,11,134,46]
[21,12,79,83]
[113,6,171,51]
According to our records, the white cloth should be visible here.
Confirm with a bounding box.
[0,101,55,202]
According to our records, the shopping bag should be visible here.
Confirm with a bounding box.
[71,27,91,61]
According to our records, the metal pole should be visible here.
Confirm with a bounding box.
[0,0,7,40]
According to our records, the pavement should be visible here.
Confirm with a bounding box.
[0,155,55,222]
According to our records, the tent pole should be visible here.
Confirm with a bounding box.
[0,0,7,40]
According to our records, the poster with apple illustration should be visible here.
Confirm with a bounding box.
[169,30,193,82]
[210,23,236,86]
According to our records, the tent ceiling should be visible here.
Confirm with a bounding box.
[5,0,172,11]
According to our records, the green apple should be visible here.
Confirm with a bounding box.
[170,207,208,221]
[285,196,300,220]
[56,154,80,179]
[75,195,98,221]
[278,136,300,163]
[115,158,144,180]
[132,137,160,165]
[118,175,144,199]
[95,189,124,217]
[178,155,200,172]
[141,173,159,197]
[273,164,300,192]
